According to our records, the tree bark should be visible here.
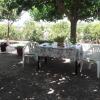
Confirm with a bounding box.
[70,19,78,44]
[7,20,10,39]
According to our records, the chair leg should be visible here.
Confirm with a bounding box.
[27,56,30,63]
[96,61,100,78]
[37,56,41,70]
[88,62,93,69]
[80,60,83,72]
[22,56,25,67]
[23,56,30,67]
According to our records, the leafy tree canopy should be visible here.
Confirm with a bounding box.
[2,0,100,43]
[14,0,100,21]
[0,0,19,21]
[0,0,20,39]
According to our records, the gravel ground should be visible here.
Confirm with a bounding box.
[0,53,100,100]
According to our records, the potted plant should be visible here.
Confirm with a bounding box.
[54,36,66,47]
[0,42,8,52]
[15,46,23,57]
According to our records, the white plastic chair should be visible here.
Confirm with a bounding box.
[80,44,100,78]
[22,42,38,67]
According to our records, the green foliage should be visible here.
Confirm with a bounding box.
[49,21,69,40]
[15,0,100,21]
[0,0,19,39]
[80,22,100,42]
[22,21,36,40]
[10,29,23,40]
[83,24,93,41]
[0,18,100,44]
[54,36,66,43]
[21,21,43,41]
[1,0,100,43]
[92,23,100,39]
[21,20,70,42]
[0,0,19,21]
[29,5,58,21]
[0,23,23,40]
[0,24,7,39]
[29,30,43,42]
[28,0,99,43]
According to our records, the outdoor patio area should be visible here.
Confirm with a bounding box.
[0,0,100,99]
[0,52,100,100]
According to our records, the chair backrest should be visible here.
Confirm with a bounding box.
[83,44,100,61]
[23,41,38,54]
[81,43,92,58]
[81,43,92,52]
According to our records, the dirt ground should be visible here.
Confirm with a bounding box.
[0,53,100,100]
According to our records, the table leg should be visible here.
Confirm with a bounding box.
[75,60,79,75]
[37,56,47,70]
[44,57,47,65]
[37,56,40,70]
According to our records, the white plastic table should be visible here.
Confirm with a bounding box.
[34,42,83,74]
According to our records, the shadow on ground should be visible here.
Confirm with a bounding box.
[0,54,100,100]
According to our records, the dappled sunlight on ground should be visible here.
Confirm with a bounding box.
[0,53,100,100]
[62,58,71,63]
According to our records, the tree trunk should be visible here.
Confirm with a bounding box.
[70,19,77,44]
[7,20,10,39]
